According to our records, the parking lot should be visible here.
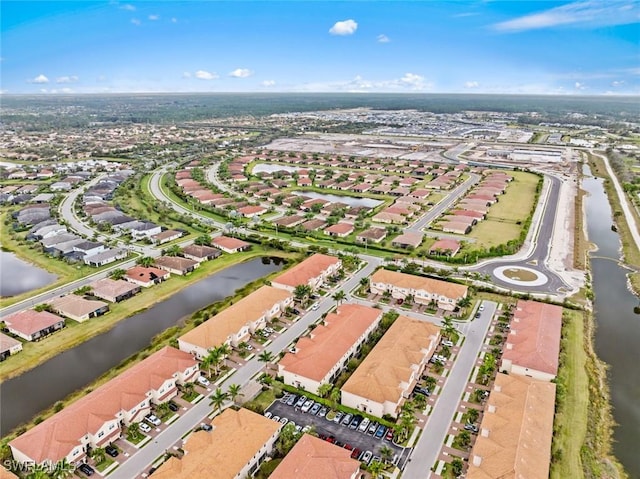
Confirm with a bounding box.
[265,398,409,466]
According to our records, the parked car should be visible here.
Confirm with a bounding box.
[358,417,371,432]
[464,423,479,433]
[361,450,373,464]
[396,298,404,305]
[343,443,353,451]
[279,417,288,425]
[333,412,344,423]
[310,294,319,300]
[414,387,431,396]
[442,339,454,347]
[310,403,321,415]
[264,411,273,419]
[168,401,179,412]
[301,400,314,413]
[349,415,362,429]
[375,425,387,438]
[197,375,210,387]
[317,406,328,418]
[295,396,307,408]
[245,344,253,351]
[367,421,379,435]
[145,414,161,427]
[286,394,298,406]
[139,422,152,433]
[341,413,353,426]
[385,428,394,442]
[105,445,119,457]
[479,304,485,311]
[78,463,94,477]
[351,448,362,460]
[200,423,213,431]
[292,309,301,315]
[272,416,280,422]
[475,312,481,318]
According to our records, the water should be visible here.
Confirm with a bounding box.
[252,163,302,174]
[0,250,57,297]
[583,168,640,478]
[291,191,383,209]
[0,257,283,435]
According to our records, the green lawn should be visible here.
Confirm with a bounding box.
[466,171,540,248]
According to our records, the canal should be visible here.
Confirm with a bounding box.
[583,167,640,478]
[0,257,283,436]
[0,250,57,297]
[292,190,383,209]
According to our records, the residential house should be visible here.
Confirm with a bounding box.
[341,316,440,418]
[211,236,251,254]
[372,211,405,225]
[9,347,198,468]
[356,227,387,244]
[500,300,563,381]
[125,266,170,288]
[181,244,221,263]
[270,434,360,479]
[429,239,461,257]
[468,373,556,479]
[84,248,128,267]
[150,408,282,479]
[151,229,183,245]
[179,286,293,358]
[271,254,342,293]
[90,278,141,303]
[72,241,105,258]
[441,220,472,235]
[48,295,109,322]
[300,219,327,231]
[130,222,162,239]
[370,269,468,311]
[391,232,423,249]
[238,205,267,218]
[324,222,354,238]
[155,256,199,276]
[279,304,382,395]
[0,332,23,361]
[3,310,64,342]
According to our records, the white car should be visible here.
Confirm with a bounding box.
[311,303,319,311]
[139,422,152,433]
[478,304,485,311]
[442,340,454,347]
[145,414,161,427]
[197,376,210,387]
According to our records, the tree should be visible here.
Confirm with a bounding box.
[330,387,341,409]
[380,445,394,463]
[209,388,229,414]
[258,350,276,372]
[90,447,106,465]
[293,284,312,303]
[466,408,480,424]
[451,458,464,477]
[164,244,182,257]
[369,460,384,478]
[109,268,126,280]
[228,383,243,404]
[359,277,369,289]
[25,464,50,479]
[156,402,171,418]
[127,422,141,441]
[194,234,211,246]
[332,290,346,306]
[457,296,472,309]
[441,316,456,339]
[51,458,74,479]
[136,256,155,267]
[317,383,333,398]
[275,423,300,457]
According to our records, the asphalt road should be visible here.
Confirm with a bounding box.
[402,301,497,479]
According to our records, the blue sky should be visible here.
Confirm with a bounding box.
[1,1,638,95]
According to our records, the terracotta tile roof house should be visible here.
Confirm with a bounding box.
[500,300,563,381]
[181,244,221,263]
[211,236,251,254]
[0,332,23,361]
[451,209,485,220]
[279,304,383,394]
[441,215,477,227]
[90,278,141,303]
[48,295,109,322]
[370,269,468,312]
[391,232,423,249]
[125,266,170,287]
[151,408,282,479]
[341,315,440,418]
[385,205,412,217]
[3,309,65,342]
[272,254,342,293]
[441,220,472,235]
[270,434,361,479]
[300,218,327,231]
[9,347,198,467]
[154,256,199,275]
[409,188,431,199]
[356,227,387,244]
[372,211,406,225]
[468,373,556,479]
[179,286,293,358]
[151,229,183,245]
[274,215,306,228]
[429,239,461,257]
[324,222,354,238]
[238,205,267,218]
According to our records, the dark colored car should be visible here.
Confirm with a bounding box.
[168,401,179,412]
[385,428,394,441]
[292,309,301,315]
[105,445,119,457]
[351,448,362,459]
[414,387,431,396]
[78,464,94,476]
[200,423,213,431]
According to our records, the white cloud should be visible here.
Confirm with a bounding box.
[399,73,427,89]
[295,73,432,93]
[56,75,79,84]
[148,14,159,20]
[28,74,49,84]
[464,81,480,88]
[611,80,625,87]
[182,72,192,78]
[329,19,358,35]
[575,81,587,90]
[261,80,276,87]
[120,4,136,11]
[377,34,390,43]
[493,0,640,32]
[195,70,218,80]
[171,17,178,23]
[131,18,141,25]
[229,68,253,78]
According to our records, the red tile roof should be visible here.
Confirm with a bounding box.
[4,310,63,337]
[272,254,340,288]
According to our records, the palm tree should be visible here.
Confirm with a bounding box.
[136,256,155,267]
[258,350,276,373]
[164,244,182,257]
[369,460,384,478]
[317,383,333,398]
[359,277,369,289]
[441,316,456,339]
[156,402,171,418]
[182,382,195,398]
[331,290,346,306]
[51,458,74,479]
[206,347,223,376]
[457,296,472,309]
[109,268,126,280]
[380,445,394,464]
[227,383,243,404]
[330,387,341,409]
[209,388,229,415]
[194,234,211,246]
[293,284,312,303]
[90,447,106,465]
[127,422,141,441]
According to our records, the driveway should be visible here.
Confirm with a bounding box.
[265,400,408,462]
